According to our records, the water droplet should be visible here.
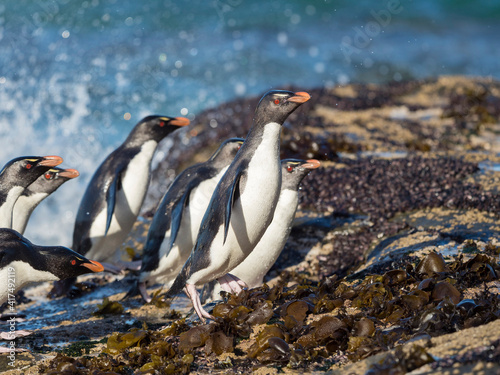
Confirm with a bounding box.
[277,32,288,46]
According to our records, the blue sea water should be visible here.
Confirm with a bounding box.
[0,0,499,246]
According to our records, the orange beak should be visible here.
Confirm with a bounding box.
[59,168,80,179]
[302,159,321,169]
[40,155,63,167]
[170,117,190,127]
[287,91,311,104]
[83,260,104,273]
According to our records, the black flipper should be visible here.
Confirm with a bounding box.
[224,169,242,244]
[168,186,192,251]
[104,166,125,236]
[165,257,191,298]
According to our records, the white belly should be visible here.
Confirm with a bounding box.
[0,261,58,305]
[189,123,282,285]
[12,192,48,234]
[144,248,187,288]
[86,140,157,262]
[230,189,298,287]
[187,168,227,243]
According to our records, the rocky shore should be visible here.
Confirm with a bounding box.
[1,76,500,374]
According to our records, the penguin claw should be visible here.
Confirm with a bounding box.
[139,282,152,303]
[184,284,214,323]
[218,273,248,295]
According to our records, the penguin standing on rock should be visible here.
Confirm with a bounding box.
[202,158,321,302]
[166,90,310,321]
[71,115,190,268]
[12,168,79,235]
[131,137,244,302]
[0,156,63,228]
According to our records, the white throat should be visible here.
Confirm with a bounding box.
[0,186,25,228]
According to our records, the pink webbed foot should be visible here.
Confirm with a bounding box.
[217,273,248,294]
[139,282,152,303]
[184,284,214,322]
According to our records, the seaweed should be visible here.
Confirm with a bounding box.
[43,248,499,373]
[93,297,125,316]
[59,340,101,356]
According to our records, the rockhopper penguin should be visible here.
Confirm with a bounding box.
[0,156,63,228]
[202,158,321,302]
[131,137,244,302]
[0,228,104,306]
[71,115,190,268]
[166,90,310,321]
[12,168,79,235]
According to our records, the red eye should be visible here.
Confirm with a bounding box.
[287,165,293,172]
[159,121,165,127]
[71,260,76,265]
[26,163,32,169]
[45,173,51,179]
[274,99,280,105]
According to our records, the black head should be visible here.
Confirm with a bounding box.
[209,138,244,167]
[126,115,190,146]
[0,155,64,190]
[281,158,321,191]
[254,90,310,127]
[35,245,104,279]
[24,167,79,196]
[0,228,104,279]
